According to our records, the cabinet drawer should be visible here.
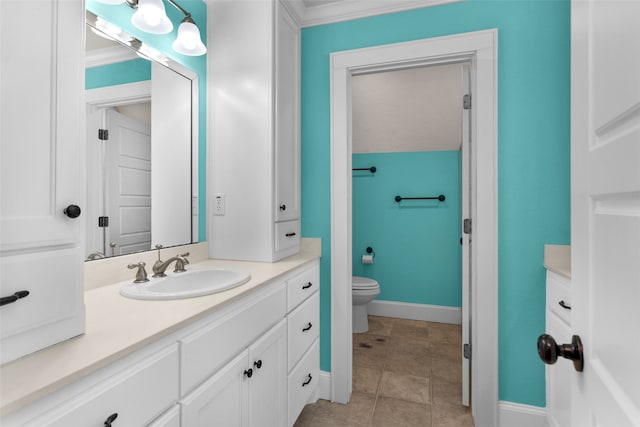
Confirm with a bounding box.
[287,262,319,312]
[287,292,319,372]
[287,339,319,427]
[275,220,300,253]
[546,272,571,326]
[22,344,179,427]
[545,311,572,427]
[148,405,180,427]
[180,283,286,394]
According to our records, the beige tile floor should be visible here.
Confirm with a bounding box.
[294,316,475,427]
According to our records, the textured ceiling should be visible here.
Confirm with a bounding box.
[352,63,464,154]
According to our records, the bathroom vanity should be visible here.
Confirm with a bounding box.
[0,242,321,426]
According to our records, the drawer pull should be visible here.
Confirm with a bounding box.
[280,204,287,211]
[285,232,297,237]
[558,300,571,310]
[302,373,312,387]
[302,322,313,332]
[244,368,253,378]
[302,282,313,290]
[0,290,30,307]
[104,413,118,426]
[253,360,263,369]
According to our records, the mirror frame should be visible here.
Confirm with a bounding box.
[85,14,199,259]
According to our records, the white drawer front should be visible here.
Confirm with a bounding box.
[180,283,286,394]
[287,339,319,427]
[287,261,319,312]
[274,220,300,252]
[546,271,571,326]
[287,292,319,372]
[148,405,180,427]
[23,344,179,427]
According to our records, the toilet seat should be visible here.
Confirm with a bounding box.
[352,276,379,290]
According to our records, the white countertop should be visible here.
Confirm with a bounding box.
[0,239,321,416]
[544,244,571,279]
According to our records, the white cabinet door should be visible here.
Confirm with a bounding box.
[571,0,640,425]
[274,0,300,224]
[181,351,250,427]
[247,320,287,427]
[0,0,85,364]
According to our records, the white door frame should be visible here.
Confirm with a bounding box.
[330,29,498,426]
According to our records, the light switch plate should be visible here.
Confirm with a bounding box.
[213,194,225,216]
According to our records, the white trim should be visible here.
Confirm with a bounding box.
[330,29,498,426]
[85,46,138,68]
[368,300,462,324]
[301,0,463,28]
[317,370,332,401]
[85,81,152,108]
[498,401,548,427]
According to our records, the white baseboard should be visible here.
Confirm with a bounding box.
[498,401,547,427]
[368,300,462,325]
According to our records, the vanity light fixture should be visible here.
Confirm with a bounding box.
[95,0,207,56]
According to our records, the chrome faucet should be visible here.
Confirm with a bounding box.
[152,245,190,277]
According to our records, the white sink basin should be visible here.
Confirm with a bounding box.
[120,267,251,300]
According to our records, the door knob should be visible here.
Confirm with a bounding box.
[537,334,584,372]
[63,204,81,218]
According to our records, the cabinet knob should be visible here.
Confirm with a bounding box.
[63,204,81,218]
[537,334,584,372]
[280,204,286,211]
[254,360,263,369]
[104,413,118,426]
[0,290,30,307]
[244,368,253,378]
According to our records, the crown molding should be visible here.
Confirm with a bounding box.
[85,45,138,68]
[300,0,463,27]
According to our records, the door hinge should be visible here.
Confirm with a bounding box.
[463,218,472,234]
[98,216,109,227]
[463,94,472,110]
[98,128,109,141]
[464,343,471,359]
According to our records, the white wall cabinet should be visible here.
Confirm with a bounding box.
[0,0,85,364]
[207,0,301,262]
[545,271,572,427]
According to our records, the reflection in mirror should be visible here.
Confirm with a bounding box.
[85,11,198,260]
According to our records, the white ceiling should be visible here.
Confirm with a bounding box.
[352,63,464,154]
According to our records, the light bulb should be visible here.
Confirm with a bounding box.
[173,21,206,56]
[131,0,173,35]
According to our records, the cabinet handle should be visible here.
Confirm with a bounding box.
[244,368,253,378]
[302,282,312,290]
[104,413,118,426]
[280,204,287,211]
[285,232,296,237]
[302,322,313,332]
[253,360,263,369]
[302,373,312,387]
[63,204,81,218]
[558,300,571,310]
[0,290,30,307]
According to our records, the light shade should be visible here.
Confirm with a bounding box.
[172,20,206,56]
[131,0,173,35]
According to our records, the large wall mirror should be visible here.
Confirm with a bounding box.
[85,11,199,260]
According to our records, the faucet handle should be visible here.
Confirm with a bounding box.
[127,262,149,283]
[174,253,190,273]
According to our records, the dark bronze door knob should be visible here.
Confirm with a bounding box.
[537,334,584,372]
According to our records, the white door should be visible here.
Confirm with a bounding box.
[105,108,152,256]
[460,63,472,407]
[571,0,640,425]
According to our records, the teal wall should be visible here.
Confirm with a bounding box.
[86,59,150,89]
[86,0,207,240]
[352,151,461,306]
[301,0,570,407]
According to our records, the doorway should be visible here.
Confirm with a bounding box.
[329,30,498,426]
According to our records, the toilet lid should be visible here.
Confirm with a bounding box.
[352,276,379,289]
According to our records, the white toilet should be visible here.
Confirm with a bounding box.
[352,276,381,333]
